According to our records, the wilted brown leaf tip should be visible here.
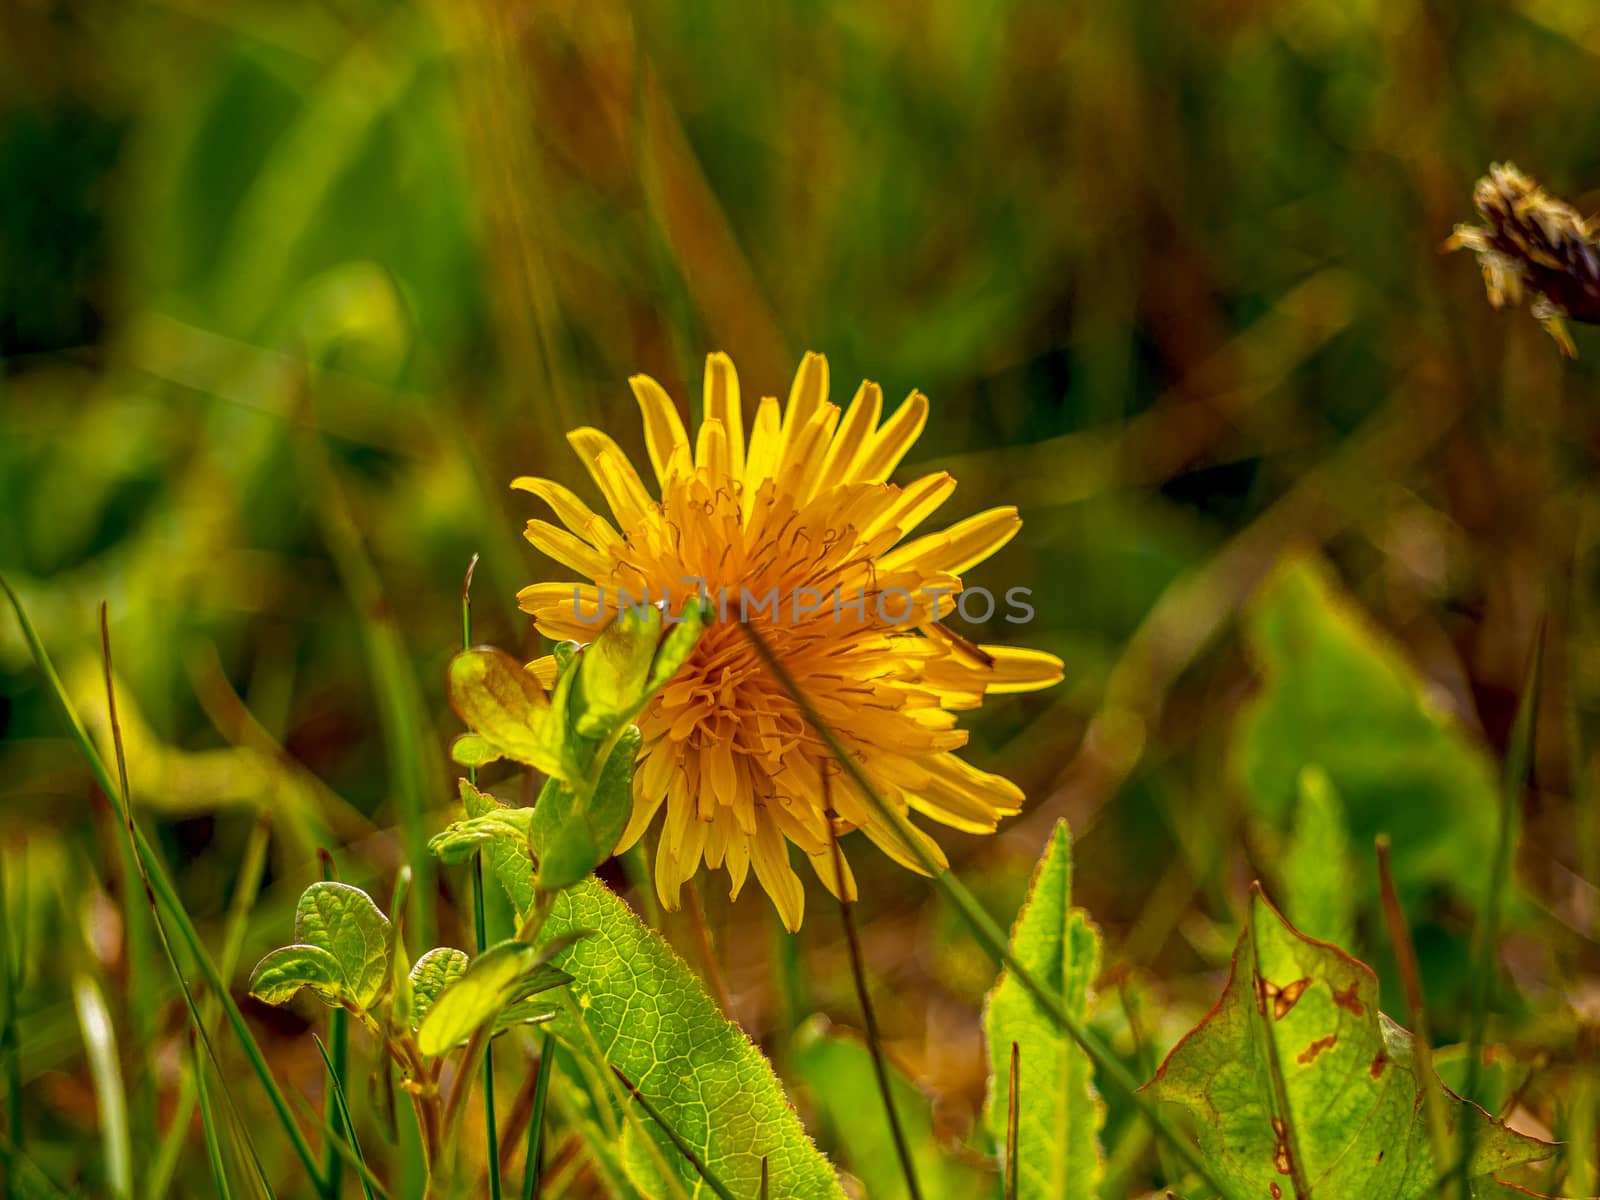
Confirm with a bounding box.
[1448,162,1600,356]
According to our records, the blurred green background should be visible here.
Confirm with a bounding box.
[6,0,1600,1195]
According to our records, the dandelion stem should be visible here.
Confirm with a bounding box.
[682,879,732,1016]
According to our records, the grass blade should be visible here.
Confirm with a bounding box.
[313,1035,376,1200]
[0,844,22,1152]
[73,972,132,1199]
[0,579,327,1191]
[521,1034,554,1200]
[192,1032,236,1200]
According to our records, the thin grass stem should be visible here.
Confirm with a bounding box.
[521,1033,554,1200]
[610,1067,737,1200]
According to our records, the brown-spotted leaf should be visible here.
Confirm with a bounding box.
[447,647,567,780]
[1146,886,1550,1199]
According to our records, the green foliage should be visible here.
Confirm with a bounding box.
[791,1018,995,1200]
[1233,557,1501,904]
[984,821,1104,1200]
[1147,888,1550,1198]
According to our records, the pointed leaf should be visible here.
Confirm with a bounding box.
[248,944,348,1008]
[1283,765,1354,948]
[293,882,391,1010]
[984,821,1104,1200]
[645,600,709,697]
[408,947,469,1027]
[533,727,643,891]
[541,879,845,1199]
[1146,887,1552,1198]
[448,647,568,780]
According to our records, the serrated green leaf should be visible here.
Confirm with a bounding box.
[293,881,391,1010]
[448,647,568,780]
[461,780,537,916]
[408,947,469,1027]
[1283,766,1354,949]
[248,944,347,1007]
[572,606,662,738]
[1146,887,1551,1198]
[791,1017,994,1200]
[417,939,540,1056]
[1233,557,1500,904]
[541,879,845,1199]
[450,733,501,768]
[427,808,536,865]
[984,821,1104,1200]
[533,727,643,891]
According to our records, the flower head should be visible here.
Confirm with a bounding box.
[1448,162,1600,356]
[515,352,1062,929]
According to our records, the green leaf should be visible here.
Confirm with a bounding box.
[1232,557,1501,904]
[292,882,392,1010]
[1282,766,1355,949]
[448,647,568,780]
[1146,887,1552,1198]
[408,947,469,1027]
[572,606,663,738]
[791,1017,994,1200]
[461,780,537,916]
[416,939,539,1056]
[450,733,502,768]
[533,727,643,891]
[427,809,536,865]
[983,820,1104,1200]
[248,944,347,1007]
[541,879,845,1199]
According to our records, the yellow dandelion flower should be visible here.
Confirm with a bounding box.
[514,352,1063,930]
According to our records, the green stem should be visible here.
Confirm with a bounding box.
[739,620,1238,1200]
[464,554,502,1200]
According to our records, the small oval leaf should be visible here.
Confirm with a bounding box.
[248,944,347,1007]
[427,809,536,865]
[450,733,502,768]
[409,947,469,1028]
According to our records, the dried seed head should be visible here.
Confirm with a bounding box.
[1447,162,1600,356]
